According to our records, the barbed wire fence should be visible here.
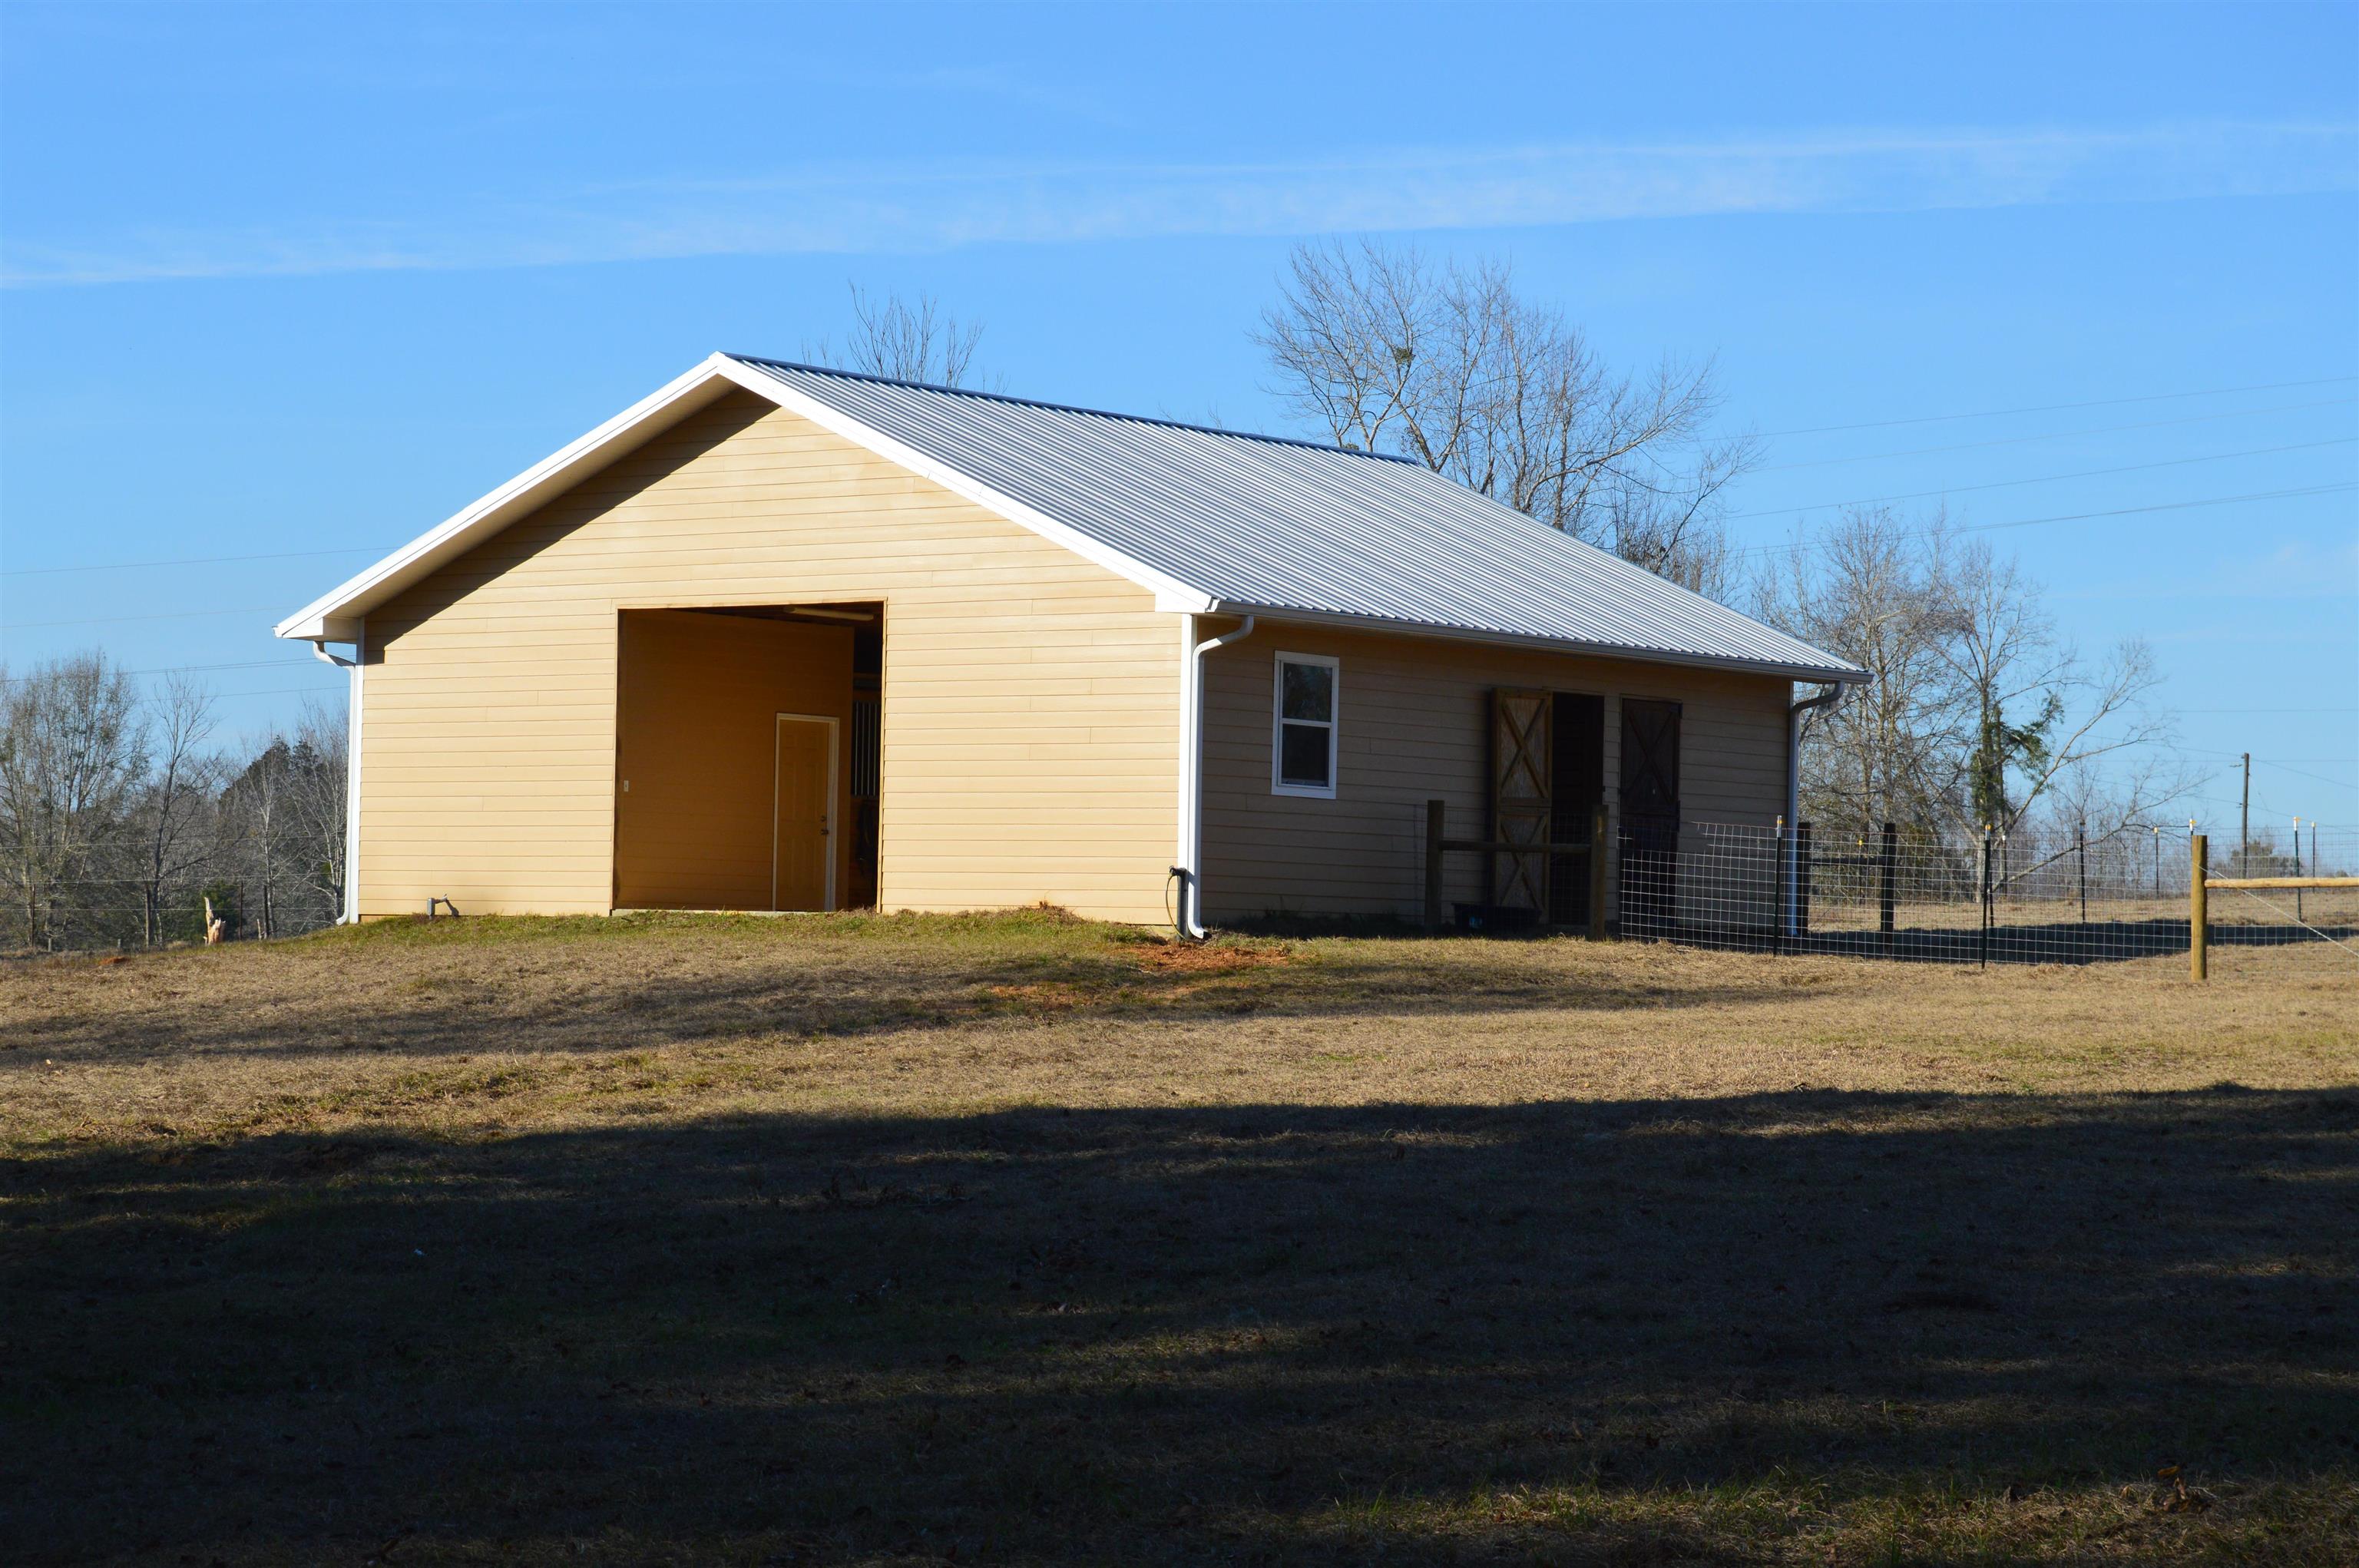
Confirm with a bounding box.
[1617,819,2359,971]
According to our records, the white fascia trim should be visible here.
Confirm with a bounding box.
[274,353,1222,643]
[273,355,750,642]
[711,358,1216,614]
[1203,602,1866,686]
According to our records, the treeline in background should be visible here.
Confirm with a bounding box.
[2,656,346,952]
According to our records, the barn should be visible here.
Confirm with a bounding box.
[275,354,1861,933]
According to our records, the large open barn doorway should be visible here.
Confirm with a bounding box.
[614,605,881,911]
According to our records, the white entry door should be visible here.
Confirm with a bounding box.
[772,715,838,911]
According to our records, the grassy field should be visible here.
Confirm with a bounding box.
[5,911,2355,1565]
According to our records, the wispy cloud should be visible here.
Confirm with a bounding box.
[8,120,2353,287]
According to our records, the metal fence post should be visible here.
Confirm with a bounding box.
[2076,822,2087,928]
[1795,820,1813,941]
[2293,815,2304,921]
[2189,833,2208,982]
[1878,822,1897,941]
[1978,825,1993,970]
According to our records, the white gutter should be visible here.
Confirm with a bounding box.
[1784,681,1845,937]
[1173,612,1257,938]
[309,625,365,924]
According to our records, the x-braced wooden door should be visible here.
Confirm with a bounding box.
[1619,698,1682,938]
[1490,689,1551,914]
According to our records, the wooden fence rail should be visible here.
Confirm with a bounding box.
[2189,834,2351,981]
[1422,799,1609,938]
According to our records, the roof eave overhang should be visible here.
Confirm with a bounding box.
[275,355,751,641]
[1201,601,1865,686]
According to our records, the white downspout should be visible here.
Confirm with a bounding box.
[310,624,365,925]
[1174,611,1256,938]
[1785,680,1844,938]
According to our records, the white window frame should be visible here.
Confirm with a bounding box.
[1270,650,1340,799]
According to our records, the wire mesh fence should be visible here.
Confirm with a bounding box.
[1616,819,2359,969]
[5,877,340,955]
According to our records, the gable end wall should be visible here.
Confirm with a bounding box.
[358,391,1180,923]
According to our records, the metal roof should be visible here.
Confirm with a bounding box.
[726,356,1861,683]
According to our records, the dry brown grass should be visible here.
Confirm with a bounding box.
[5,911,2355,1565]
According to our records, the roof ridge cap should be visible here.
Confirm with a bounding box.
[723,353,1421,465]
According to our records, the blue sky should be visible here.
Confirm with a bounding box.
[3,1,2354,829]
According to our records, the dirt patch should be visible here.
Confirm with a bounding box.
[1133,940,1295,976]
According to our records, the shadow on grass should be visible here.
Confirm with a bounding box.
[7,1087,2356,1563]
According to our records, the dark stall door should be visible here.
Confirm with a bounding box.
[1547,693,1605,926]
[1619,699,1682,938]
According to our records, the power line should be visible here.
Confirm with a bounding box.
[0,544,390,578]
[2259,759,2359,791]
[1743,374,2359,439]
[1730,481,2358,559]
[1729,437,2358,522]
[4,604,282,630]
[203,684,347,701]
[2176,746,2357,792]
[1758,396,2359,472]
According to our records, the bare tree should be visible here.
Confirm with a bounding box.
[284,699,349,925]
[131,673,221,946]
[1936,538,2187,849]
[0,653,147,949]
[218,703,349,937]
[804,283,992,389]
[1755,510,2194,858]
[1255,238,1754,596]
[220,736,290,937]
[1754,508,1970,834]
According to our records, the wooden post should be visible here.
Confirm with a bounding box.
[2189,834,2208,981]
[1588,800,1610,941]
[1878,822,1897,938]
[1424,799,1446,931]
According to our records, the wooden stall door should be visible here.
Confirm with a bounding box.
[1547,693,1606,926]
[773,716,837,911]
[1618,699,1682,938]
[1490,689,1552,912]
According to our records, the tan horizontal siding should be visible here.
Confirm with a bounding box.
[1197,620,1791,925]
[359,390,1178,924]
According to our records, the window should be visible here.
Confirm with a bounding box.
[1272,652,1338,798]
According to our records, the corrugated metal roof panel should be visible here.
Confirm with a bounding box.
[727,356,1862,682]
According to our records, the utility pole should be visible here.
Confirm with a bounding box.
[2241,753,2251,874]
